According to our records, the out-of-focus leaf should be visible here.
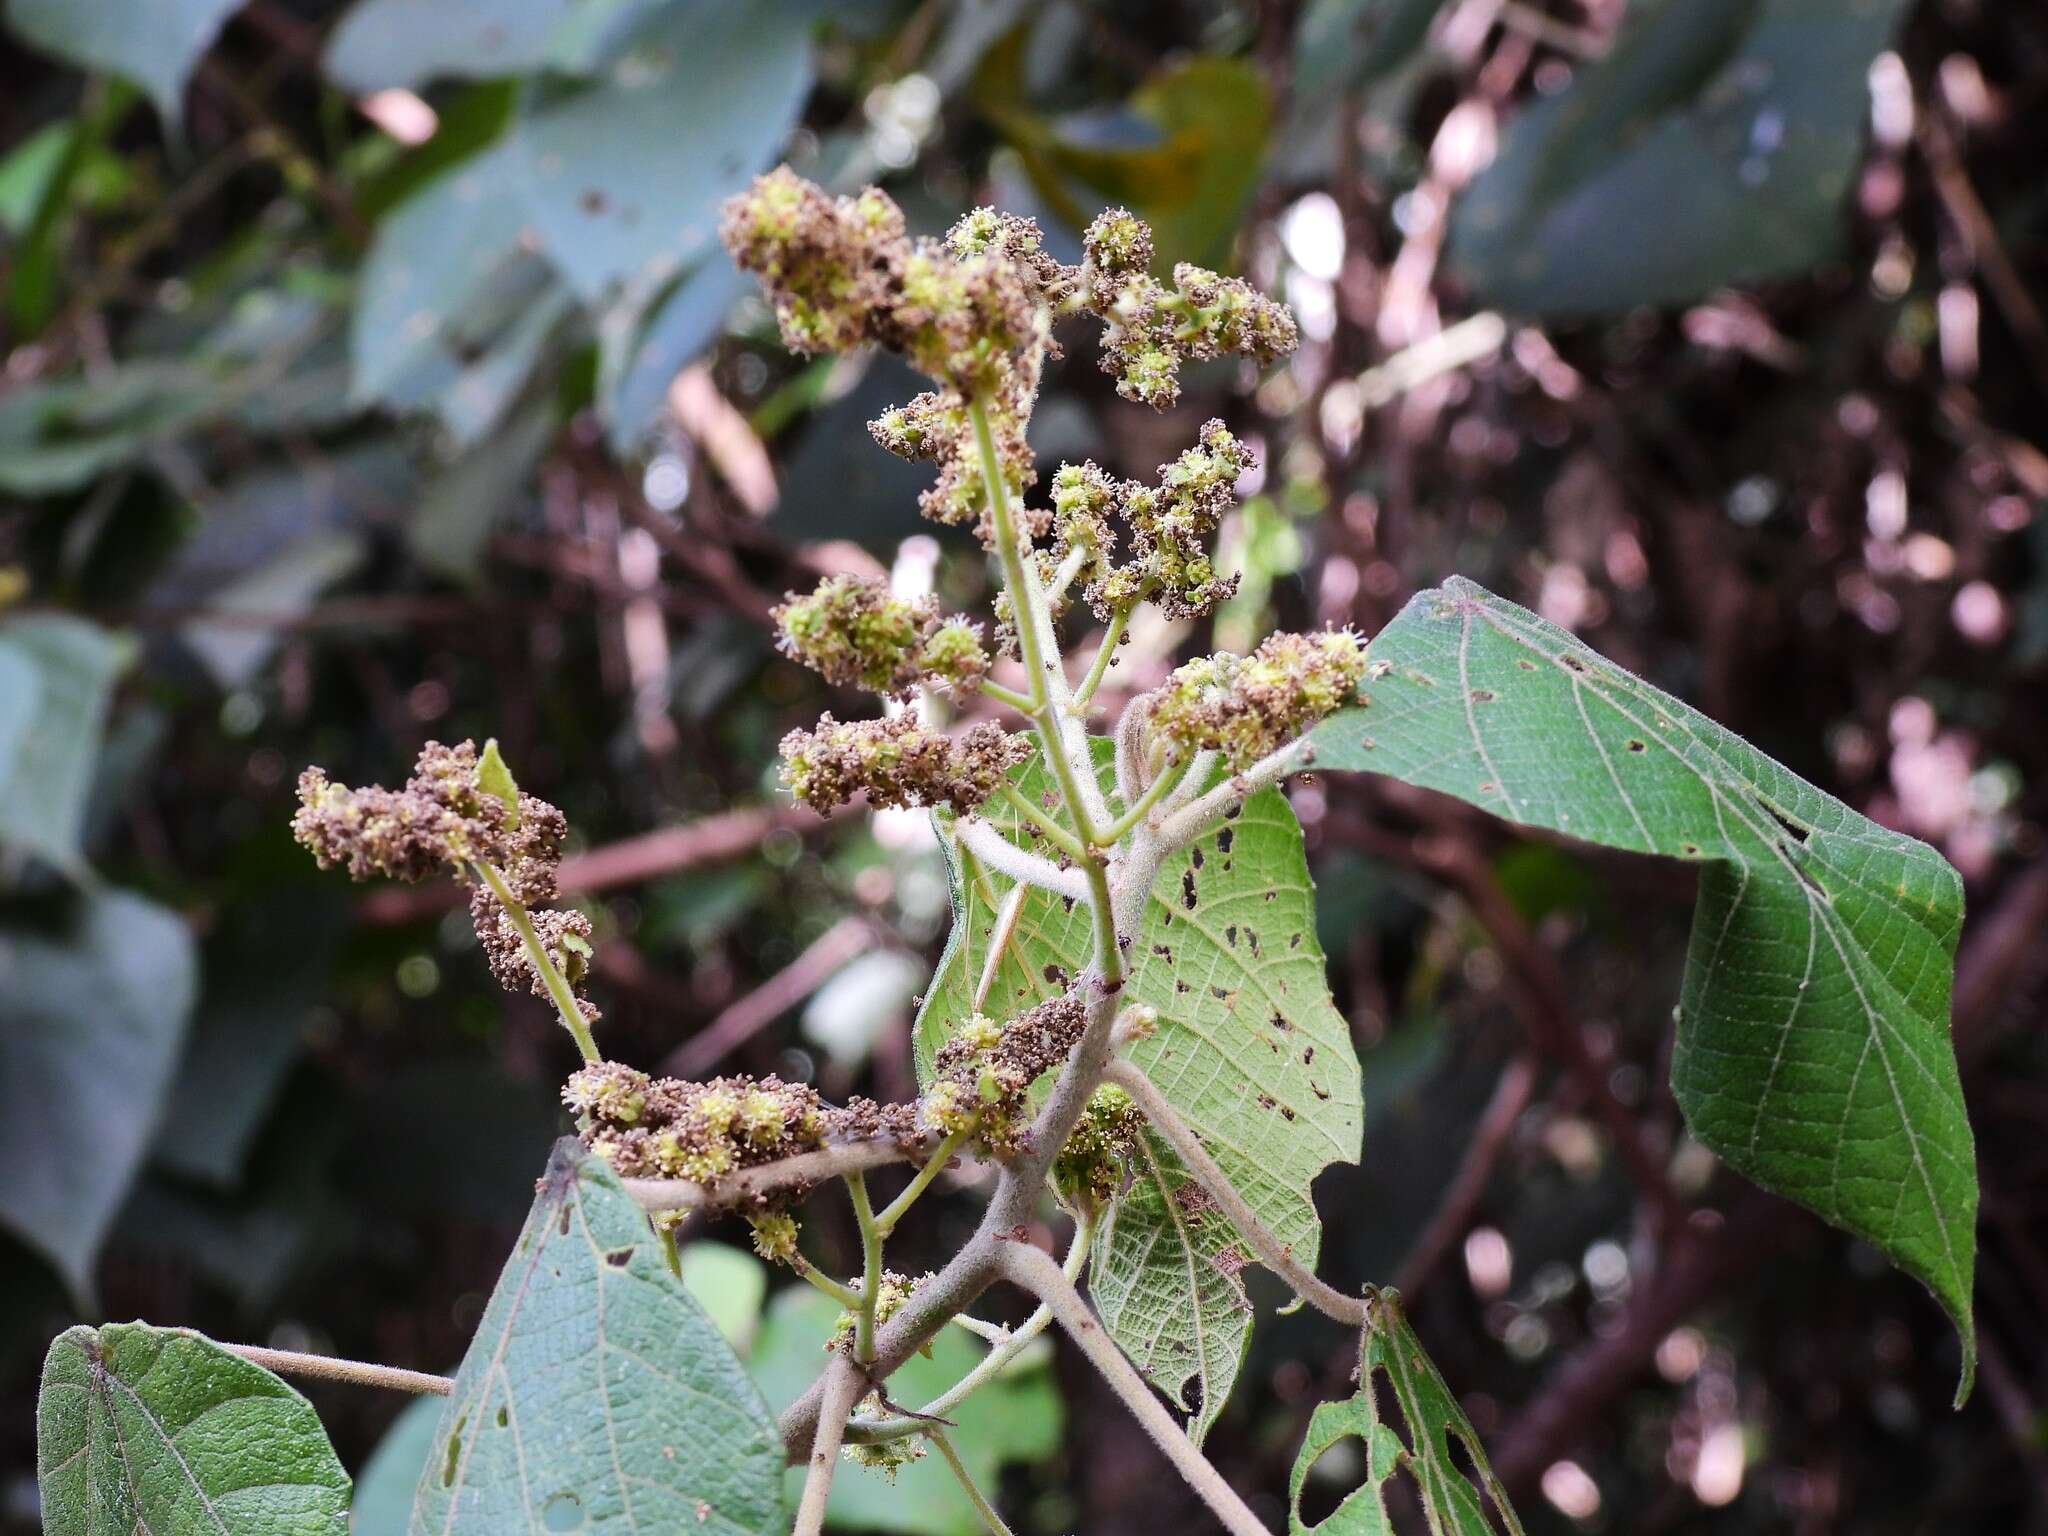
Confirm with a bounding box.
[0,614,132,874]
[352,1396,443,1536]
[324,0,644,93]
[915,745,1363,1442]
[435,286,576,448]
[408,1138,786,1535]
[1288,1289,1524,1534]
[504,0,815,302]
[348,141,551,409]
[180,531,364,690]
[5,0,241,124]
[599,257,747,454]
[0,890,197,1302]
[677,1242,769,1354]
[1450,0,1911,315]
[1314,576,1977,1398]
[0,367,213,496]
[409,403,554,581]
[1291,0,1445,108]
[37,1322,351,1535]
[751,1287,1061,1536]
[152,891,349,1188]
[980,38,1270,269]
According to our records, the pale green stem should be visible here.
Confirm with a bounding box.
[472,860,599,1063]
[874,1126,972,1236]
[1073,601,1136,708]
[658,1225,683,1280]
[847,1172,884,1364]
[929,1430,1017,1536]
[992,781,1090,862]
[794,1259,863,1311]
[847,1210,1096,1445]
[1096,754,1192,846]
[979,679,1036,715]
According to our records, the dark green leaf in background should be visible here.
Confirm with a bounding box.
[5,0,244,124]
[0,890,198,1300]
[505,0,816,303]
[38,1321,350,1535]
[1450,0,1912,315]
[1289,1290,1524,1534]
[1314,577,1977,1397]
[409,1138,786,1535]
[323,0,649,94]
[0,615,133,875]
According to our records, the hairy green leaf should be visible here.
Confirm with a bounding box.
[917,749,1363,1439]
[37,1321,350,1535]
[1313,577,1976,1396]
[1289,1290,1522,1535]
[0,890,197,1300]
[409,1138,785,1535]
[1450,0,1911,315]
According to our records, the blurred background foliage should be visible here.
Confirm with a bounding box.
[2,0,2045,1531]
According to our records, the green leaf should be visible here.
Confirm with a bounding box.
[1313,577,1977,1397]
[0,891,197,1300]
[5,0,243,124]
[408,1138,786,1535]
[980,43,1271,271]
[0,615,133,875]
[504,0,815,302]
[323,0,649,93]
[37,1321,351,1535]
[1290,0,1446,109]
[916,747,1363,1440]
[354,1396,445,1536]
[750,1287,1062,1536]
[409,402,555,583]
[598,257,747,455]
[1449,0,1911,315]
[1289,1290,1523,1534]
[475,738,522,824]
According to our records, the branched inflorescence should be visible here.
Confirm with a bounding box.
[293,740,601,1031]
[1145,629,1369,769]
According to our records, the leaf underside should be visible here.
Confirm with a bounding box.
[1313,577,1976,1397]
[915,746,1363,1440]
[1289,1290,1524,1535]
[409,1137,786,1535]
[37,1322,350,1536]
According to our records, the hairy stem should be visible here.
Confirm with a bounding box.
[1104,1058,1367,1326]
[624,1139,913,1215]
[794,1259,864,1311]
[793,1358,865,1536]
[1000,1242,1272,1536]
[473,860,599,1063]
[1096,753,1192,845]
[1074,601,1136,709]
[955,816,1089,902]
[223,1345,451,1396]
[979,678,1036,715]
[1152,738,1312,855]
[930,1430,1017,1536]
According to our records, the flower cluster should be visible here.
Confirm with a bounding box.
[722,169,1296,555]
[773,574,990,697]
[779,713,1030,815]
[827,1270,927,1355]
[1144,629,1369,769]
[923,995,1088,1157]
[1054,1084,1145,1209]
[564,1062,828,1183]
[1078,208,1299,409]
[293,740,603,1025]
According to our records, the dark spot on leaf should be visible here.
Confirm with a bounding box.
[1210,985,1231,1001]
[1681,842,1702,857]
[1043,963,1065,985]
[1190,846,1204,869]
[1176,980,1192,993]
[1152,944,1173,958]
[1280,1104,1297,1121]
[1060,895,1076,913]
[1257,1092,1277,1111]
[1311,1082,1331,1100]
[1626,739,1646,752]
[557,1206,572,1236]
[604,1247,633,1268]
[1515,658,1538,671]
[1225,925,1239,946]
[1271,1010,1292,1032]
[1216,828,1234,854]
[1289,932,1302,948]
[442,1418,467,1487]
[1181,869,1198,909]
[1302,1046,1315,1064]
[1559,653,1587,673]
[1470,688,1496,703]
[496,1407,508,1428]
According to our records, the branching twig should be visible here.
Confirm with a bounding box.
[929,1429,1017,1536]
[624,1139,916,1215]
[954,817,1089,902]
[793,1357,866,1536]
